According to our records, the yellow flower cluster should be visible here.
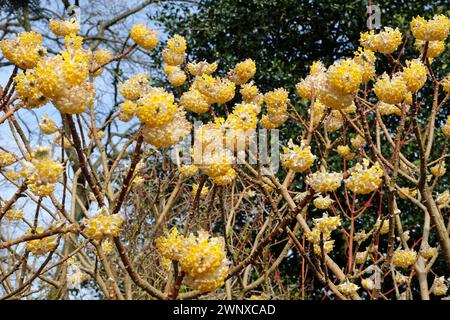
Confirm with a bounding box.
[295,61,326,100]
[195,74,236,105]
[281,140,316,173]
[432,277,448,296]
[14,71,48,109]
[21,146,64,197]
[392,249,417,269]
[360,27,402,54]
[0,151,16,167]
[306,213,340,255]
[306,171,343,192]
[350,134,366,149]
[442,116,450,138]
[39,115,59,135]
[25,228,58,255]
[430,162,446,177]
[0,31,46,69]
[91,49,112,76]
[261,88,289,129]
[83,210,123,240]
[49,18,80,36]
[337,281,360,296]
[325,110,344,132]
[374,218,390,235]
[187,60,218,76]
[327,58,363,95]
[191,123,237,186]
[180,89,210,113]
[374,73,408,104]
[397,187,417,200]
[164,65,187,87]
[410,15,450,41]
[313,195,333,209]
[415,39,446,58]
[156,229,229,292]
[353,47,376,82]
[119,73,150,100]
[191,183,209,198]
[420,245,438,260]
[4,207,24,221]
[163,34,186,65]
[228,58,256,85]
[136,87,177,127]
[180,165,199,178]
[345,159,383,194]
[336,145,355,160]
[402,59,427,92]
[377,102,403,116]
[130,24,158,50]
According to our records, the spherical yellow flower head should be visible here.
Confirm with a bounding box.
[225,103,259,131]
[313,195,333,209]
[313,213,341,234]
[83,213,123,240]
[374,217,390,235]
[374,73,408,104]
[91,49,112,76]
[180,89,210,113]
[27,156,64,197]
[415,40,446,58]
[240,81,259,101]
[281,140,316,173]
[361,278,374,290]
[197,148,235,178]
[179,231,226,277]
[355,251,368,265]
[49,18,79,36]
[60,50,90,87]
[432,277,448,296]
[54,82,95,114]
[442,116,450,138]
[185,259,229,293]
[442,75,450,93]
[265,88,289,115]
[228,58,256,85]
[119,73,149,100]
[162,49,186,66]
[392,249,417,269]
[353,47,376,83]
[345,159,384,194]
[377,102,403,116]
[325,110,344,132]
[317,73,355,110]
[402,59,427,92]
[350,134,366,149]
[260,113,288,129]
[166,67,187,87]
[167,34,187,54]
[211,167,236,186]
[136,88,177,127]
[0,31,46,69]
[410,15,450,41]
[141,110,191,148]
[39,115,59,135]
[130,24,158,50]
[337,281,360,296]
[310,100,327,126]
[4,207,24,221]
[336,145,355,160]
[327,58,363,95]
[360,27,402,54]
[195,75,236,104]
[25,228,58,255]
[419,245,438,260]
[313,240,335,255]
[120,100,137,118]
[179,164,199,178]
[14,71,48,109]
[430,162,446,177]
[0,151,17,168]
[187,61,218,76]
[436,190,450,206]
[397,187,418,200]
[63,34,84,52]
[306,171,343,192]
[156,228,187,261]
